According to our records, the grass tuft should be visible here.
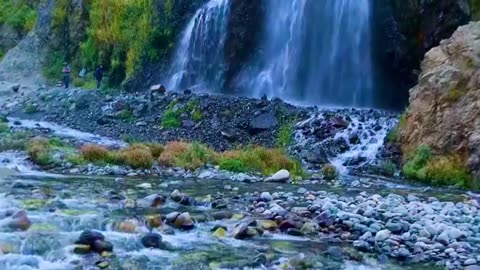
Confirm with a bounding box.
[116,146,154,169]
[80,144,110,162]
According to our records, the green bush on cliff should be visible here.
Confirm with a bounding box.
[80,0,157,85]
[43,0,201,87]
[424,156,475,188]
[402,145,431,179]
[0,0,38,34]
[386,114,407,143]
[402,145,476,189]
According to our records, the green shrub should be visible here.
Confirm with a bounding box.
[219,158,246,173]
[0,0,38,33]
[424,156,475,188]
[117,146,154,169]
[0,122,9,134]
[174,142,217,170]
[80,144,111,162]
[387,114,408,143]
[27,138,53,166]
[116,108,134,121]
[24,103,38,114]
[66,154,87,166]
[48,137,65,147]
[192,109,202,122]
[402,145,476,189]
[42,51,65,82]
[220,146,305,177]
[158,141,190,167]
[402,145,431,179]
[73,78,85,87]
[161,108,181,129]
[0,131,31,151]
[322,164,338,181]
[380,160,396,177]
[386,127,398,143]
[277,122,294,148]
[143,143,164,158]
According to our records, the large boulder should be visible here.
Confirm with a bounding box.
[0,210,32,231]
[224,0,265,89]
[265,169,290,183]
[75,230,105,246]
[398,22,480,179]
[141,233,163,249]
[248,112,278,133]
[172,212,195,230]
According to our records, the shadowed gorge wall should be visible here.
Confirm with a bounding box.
[372,0,470,109]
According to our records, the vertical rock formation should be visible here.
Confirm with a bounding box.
[0,0,56,84]
[373,0,471,109]
[223,0,264,92]
[398,21,480,179]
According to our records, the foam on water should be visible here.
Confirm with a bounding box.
[293,109,398,174]
[0,254,74,270]
[7,117,126,148]
[331,115,398,174]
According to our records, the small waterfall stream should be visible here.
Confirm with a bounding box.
[241,0,374,106]
[167,0,230,92]
[167,0,375,107]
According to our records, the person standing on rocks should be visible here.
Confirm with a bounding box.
[62,62,71,89]
[94,65,104,90]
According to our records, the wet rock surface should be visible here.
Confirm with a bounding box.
[0,158,479,270]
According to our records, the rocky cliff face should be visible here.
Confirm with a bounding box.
[373,0,471,108]
[398,21,480,180]
[0,0,55,84]
[223,0,264,92]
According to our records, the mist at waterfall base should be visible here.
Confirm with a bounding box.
[167,0,382,109]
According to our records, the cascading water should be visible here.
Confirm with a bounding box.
[292,109,398,174]
[167,0,229,92]
[239,0,374,107]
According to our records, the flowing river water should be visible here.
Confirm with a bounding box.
[0,170,453,270]
[0,118,473,270]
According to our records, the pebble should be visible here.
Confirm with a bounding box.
[297,188,307,194]
[136,183,152,189]
[375,230,391,242]
[465,259,477,266]
[260,192,273,202]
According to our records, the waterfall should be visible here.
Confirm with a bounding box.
[239,0,374,107]
[167,0,229,92]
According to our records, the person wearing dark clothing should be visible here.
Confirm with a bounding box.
[94,65,104,89]
[62,62,71,89]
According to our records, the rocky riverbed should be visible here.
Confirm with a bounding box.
[0,160,479,270]
[1,85,479,270]
[1,84,400,177]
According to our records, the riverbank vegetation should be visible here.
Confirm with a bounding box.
[79,141,305,177]
[0,131,305,178]
[402,145,476,189]
[43,0,204,88]
[0,0,38,34]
